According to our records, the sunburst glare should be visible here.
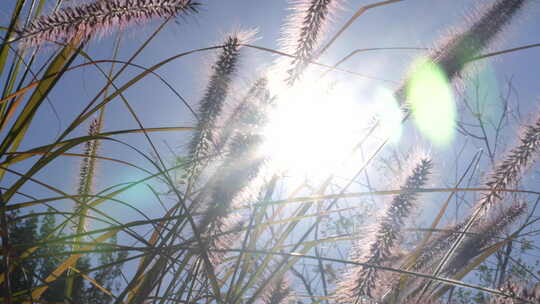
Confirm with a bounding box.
[261,74,402,180]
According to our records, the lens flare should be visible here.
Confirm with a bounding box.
[407,59,456,147]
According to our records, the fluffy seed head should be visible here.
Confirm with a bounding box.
[380,218,472,303]
[192,76,271,266]
[187,33,247,177]
[19,0,200,48]
[78,117,101,200]
[74,117,102,235]
[477,115,540,212]
[410,220,469,274]
[444,202,525,277]
[432,0,529,80]
[394,203,525,303]
[196,133,266,266]
[217,77,272,151]
[336,158,432,302]
[279,0,342,85]
[397,0,529,107]
[198,134,265,230]
[201,213,245,267]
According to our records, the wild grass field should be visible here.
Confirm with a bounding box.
[1,0,540,303]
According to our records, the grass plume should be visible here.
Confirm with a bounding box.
[431,0,529,80]
[77,117,101,202]
[187,32,253,178]
[476,115,540,213]
[280,0,342,85]
[196,133,266,266]
[217,77,272,152]
[398,0,530,106]
[337,158,432,303]
[19,0,200,48]
[2,0,540,303]
[443,202,525,278]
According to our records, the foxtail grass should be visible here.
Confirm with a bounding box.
[476,115,540,213]
[397,0,530,106]
[193,75,270,267]
[443,202,525,278]
[3,0,540,303]
[430,0,529,81]
[337,158,432,303]
[399,203,526,302]
[187,32,253,178]
[77,117,102,203]
[196,134,266,266]
[217,77,271,152]
[279,0,342,85]
[407,112,540,299]
[67,116,103,300]
[19,0,200,47]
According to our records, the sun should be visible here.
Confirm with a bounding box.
[261,74,403,180]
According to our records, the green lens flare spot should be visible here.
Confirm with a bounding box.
[407,59,456,147]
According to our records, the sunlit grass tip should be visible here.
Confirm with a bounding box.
[476,113,540,213]
[278,0,343,85]
[197,133,267,266]
[395,202,525,302]
[187,29,256,177]
[77,117,101,202]
[217,76,272,152]
[397,0,530,107]
[19,0,201,48]
[336,157,432,303]
[444,202,525,278]
[431,0,529,81]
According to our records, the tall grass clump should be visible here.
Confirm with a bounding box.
[2,0,540,303]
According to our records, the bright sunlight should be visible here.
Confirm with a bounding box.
[262,74,403,179]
